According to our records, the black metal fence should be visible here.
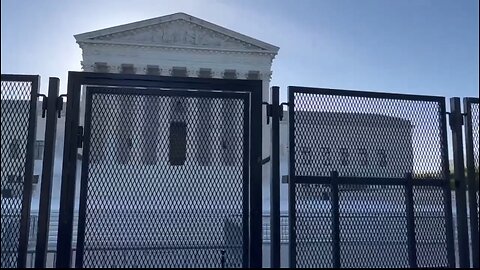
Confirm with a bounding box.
[1,75,39,268]
[77,88,249,268]
[1,72,479,268]
[287,87,454,268]
[55,72,263,268]
[464,98,479,268]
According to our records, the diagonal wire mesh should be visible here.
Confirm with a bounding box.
[1,80,34,268]
[78,89,248,268]
[293,92,446,179]
[295,184,333,268]
[339,185,409,268]
[468,101,479,233]
[291,89,452,268]
[413,186,449,267]
[465,99,479,267]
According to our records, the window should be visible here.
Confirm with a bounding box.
[196,99,211,166]
[358,148,368,166]
[340,147,349,166]
[247,70,260,80]
[7,175,22,183]
[320,147,331,165]
[377,149,387,167]
[2,189,13,198]
[9,139,20,160]
[115,137,133,164]
[141,98,159,165]
[34,140,44,160]
[115,95,134,164]
[169,122,187,166]
[171,67,187,77]
[146,65,160,75]
[94,62,109,73]
[221,99,235,166]
[120,64,135,74]
[298,146,311,165]
[198,68,212,78]
[223,69,237,79]
[169,98,187,166]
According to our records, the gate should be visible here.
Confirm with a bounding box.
[287,87,455,268]
[55,72,262,268]
[464,98,479,268]
[1,75,39,268]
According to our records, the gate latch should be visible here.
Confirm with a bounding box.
[38,94,48,118]
[263,102,272,124]
[263,102,289,124]
[77,126,84,148]
[57,94,67,118]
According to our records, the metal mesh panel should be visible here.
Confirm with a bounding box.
[293,92,446,179]
[1,80,33,268]
[290,88,452,268]
[469,102,479,231]
[466,100,479,268]
[78,90,247,268]
[339,185,409,268]
[413,186,449,267]
[295,184,332,268]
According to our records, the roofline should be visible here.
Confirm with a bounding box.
[74,12,279,53]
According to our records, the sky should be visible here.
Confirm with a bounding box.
[1,0,479,102]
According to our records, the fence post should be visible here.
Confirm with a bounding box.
[270,86,281,268]
[14,75,40,268]
[56,72,82,268]
[330,171,341,268]
[464,97,479,268]
[287,87,297,268]
[220,249,226,268]
[404,173,418,268]
[35,77,60,268]
[449,97,470,268]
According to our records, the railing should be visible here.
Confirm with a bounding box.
[12,208,472,268]
[263,215,289,243]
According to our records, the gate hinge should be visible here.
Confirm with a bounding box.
[263,102,287,124]
[280,102,289,121]
[77,126,84,148]
[448,112,464,128]
[38,94,48,118]
[262,102,272,124]
[57,94,67,118]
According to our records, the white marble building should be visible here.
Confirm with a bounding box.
[2,12,417,215]
[74,12,279,211]
[0,12,420,267]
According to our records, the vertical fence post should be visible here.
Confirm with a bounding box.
[449,97,470,268]
[440,97,456,268]
[250,80,263,269]
[464,97,479,268]
[56,72,82,268]
[220,249,226,268]
[330,171,341,268]
[35,78,60,268]
[270,86,281,268]
[288,87,296,268]
[17,75,40,269]
[404,173,418,268]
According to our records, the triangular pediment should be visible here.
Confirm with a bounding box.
[75,13,279,53]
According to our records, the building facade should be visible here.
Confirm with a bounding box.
[1,13,416,267]
[1,12,416,214]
